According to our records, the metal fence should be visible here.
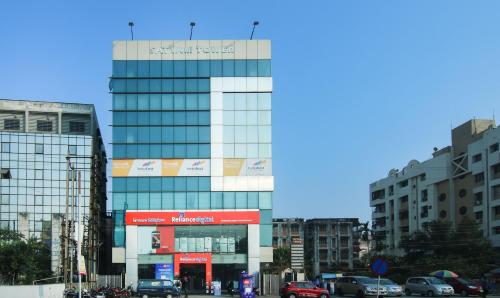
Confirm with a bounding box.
[97,275,123,288]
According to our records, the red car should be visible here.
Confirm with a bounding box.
[442,277,483,296]
[280,281,330,298]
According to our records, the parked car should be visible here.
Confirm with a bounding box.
[405,277,454,296]
[335,276,388,298]
[441,277,483,296]
[379,278,403,296]
[136,279,180,298]
[279,281,330,298]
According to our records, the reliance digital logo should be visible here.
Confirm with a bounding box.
[137,160,156,171]
[171,212,214,224]
[249,160,266,170]
[187,160,205,171]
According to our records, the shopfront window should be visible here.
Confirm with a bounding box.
[174,225,247,254]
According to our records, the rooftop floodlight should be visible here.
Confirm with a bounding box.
[250,21,259,40]
[190,22,196,40]
[128,21,135,40]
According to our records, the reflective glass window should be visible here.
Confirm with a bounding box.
[126,61,138,77]
[150,61,162,77]
[150,193,162,209]
[162,193,174,209]
[198,94,210,110]
[235,60,247,76]
[210,60,222,76]
[162,94,174,110]
[137,193,150,209]
[126,94,138,110]
[247,60,258,77]
[186,61,198,77]
[113,94,126,109]
[126,79,138,92]
[198,60,210,77]
[223,60,235,76]
[113,61,127,77]
[258,60,271,76]
[162,79,174,92]
[174,61,185,77]
[162,61,174,77]
[175,193,186,209]
[137,95,149,110]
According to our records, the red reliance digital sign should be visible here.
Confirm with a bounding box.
[125,210,260,226]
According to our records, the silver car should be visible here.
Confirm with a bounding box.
[405,277,454,297]
[335,276,388,298]
[379,279,403,296]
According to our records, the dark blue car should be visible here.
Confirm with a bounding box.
[137,279,180,298]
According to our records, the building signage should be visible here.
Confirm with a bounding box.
[112,159,210,177]
[150,46,235,55]
[223,158,272,176]
[155,263,174,280]
[126,210,260,226]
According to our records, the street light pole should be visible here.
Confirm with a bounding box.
[77,171,82,298]
[64,155,70,286]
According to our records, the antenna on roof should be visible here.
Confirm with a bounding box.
[128,21,135,40]
[250,21,259,40]
[190,22,196,40]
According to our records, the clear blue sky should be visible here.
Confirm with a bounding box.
[1,1,500,222]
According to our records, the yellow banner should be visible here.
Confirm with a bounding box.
[112,159,210,177]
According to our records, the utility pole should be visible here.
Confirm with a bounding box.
[64,155,70,286]
[77,171,82,298]
[70,164,75,287]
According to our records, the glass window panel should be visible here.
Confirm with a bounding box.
[234,126,246,143]
[198,112,210,125]
[138,61,150,77]
[223,111,234,125]
[199,144,210,158]
[137,193,150,209]
[247,111,258,125]
[186,177,198,191]
[150,79,161,92]
[174,112,186,125]
[138,127,149,143]
[247,60,258,77]
[259,192,272,209]
[199,127,210,143]
[113,112,127,125]
[199,177,210,191]
[186,94,198,110]
[198,94,210,110]
[137,94,149,110]
[260,224,272,246]
[247,144,258,158]
[186,112,198,125]
[186,145,198,158]
[126,193,138,209]
[162,79,174,92]
[162,193,174,209]
[150,145,161,158]
[126,60,138,77]
[258,111,272,125]
[150,127,162,143]
[248,192,259,208]
[186,192,198,209]
[162,177,174,191]
[174,94,186,110]
[113,94,126,109]
[211,192,223,209]
[186,61,198,77]
[234,94,246,110]
[258,93,271,110]
[127,111,137,125]
[174,79,186,92]
[150,193,162,210]
[174,127,186,142]
[150,61,162,77]
[127,145,138,158]
[235,192,248,208]
[162,94,174,110]
[113,127,126,143]
[150,94,161,109]
[126,79,137,92]
[258,60,271,76]
[138,79,149,92]
[113,145,126,158]
[223,126,234,143]
[186,79,197,92]
[138,177,149,192]
[198,192,210,209]
[162,127,174,143]
[198,60,210,77]
[198,79,210,92]
[150,112,162,125]
[258,126,271,143]
[113,60,127,77]
[222,60,235,76]
[174,61,186,77]
[174,193,186,209]
[127,94,138,110]
[259,144,272,158]
[162,144,174,158]
[174,145,186,158]
[113,227,125,247]
[113,178,127,191]
[162,61,174,77]
[235,60,247,76]
[138,145,149,158]
[186,127,199,143]
[111,79,126,92]
[210,60,222,76]
[150,177,162,191]
[138,112,149,125]
[223,144,234,158]
[162,112,174,125]
[234,112,246,125]
[235,144,246,158]
[223,192,236,209]
[223,93,235,110]
[260,210,273,224]
[247,126,259,143]
[246,93,258,110]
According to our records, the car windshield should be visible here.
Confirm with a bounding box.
[298,282,315,289]
[139,280,173,287]
[357,277,376,284]
[456,278,473,285]
[380,279,397,285]
[428,278,446,285]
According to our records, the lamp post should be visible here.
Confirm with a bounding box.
[128,21,135,40]
[250,21,259,40]
[190,22,196,40]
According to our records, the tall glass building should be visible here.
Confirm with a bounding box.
[110,40,273,289]
[0,99,107,279]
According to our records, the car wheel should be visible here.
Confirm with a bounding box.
[289,294,297,298]
[142,295,148,298]
[320,294,327,298]
[357,290,365,298]
[460,290,468,297]
[427,291,434,297]
[167,294,173,298]
[405,289,411,296]
[336,288,344,296]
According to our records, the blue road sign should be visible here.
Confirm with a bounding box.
[370,258,388,275]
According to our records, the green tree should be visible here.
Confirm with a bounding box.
[0,228,52,284]
[272,247,291,274]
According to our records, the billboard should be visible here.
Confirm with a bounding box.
[112,159,210,177]
[126,210,260,226]
[155,264,174,280]
[223,159,272,176]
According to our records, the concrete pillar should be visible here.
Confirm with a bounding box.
[125,225,138,286]
[247,224,260,275]
[18,213,29,238]
[51,214,62,273]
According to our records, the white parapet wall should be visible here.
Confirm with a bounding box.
[0,283,65,298]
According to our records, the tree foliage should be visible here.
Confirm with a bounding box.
[271,246,291,274]
[0,228,52,285]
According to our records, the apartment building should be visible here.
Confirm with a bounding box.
[370,119,500,255]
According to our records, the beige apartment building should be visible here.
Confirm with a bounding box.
[370,119,500,255]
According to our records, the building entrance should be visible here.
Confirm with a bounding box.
[180,264,206,293]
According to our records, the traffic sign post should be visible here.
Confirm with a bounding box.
[370,258,388,298]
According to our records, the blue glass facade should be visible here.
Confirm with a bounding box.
[111,58,273,248]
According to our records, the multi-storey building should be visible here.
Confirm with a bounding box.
[370,119,500,255]
[304,218,360,276]
[272,218,305,248]
[0,99,107,280]
[110,40,274,289]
